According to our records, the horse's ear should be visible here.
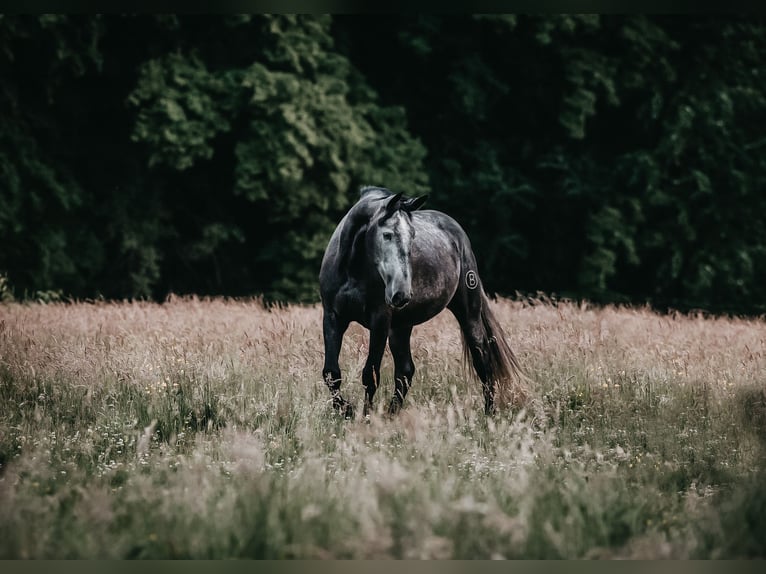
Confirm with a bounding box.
[403,194,428,212]
[385,192,403,215]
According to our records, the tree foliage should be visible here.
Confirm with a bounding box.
[335,15,766,313]
[1,15,766,313]
[126,15,429,301]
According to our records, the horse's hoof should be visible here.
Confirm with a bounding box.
[341,402,355,420]
[387,400,403,415]
[331,396,355,419]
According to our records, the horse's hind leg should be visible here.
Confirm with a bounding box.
[464,324,496,415]
[388,324,415,414]
[322,309,353,418]
[449,299,496,415]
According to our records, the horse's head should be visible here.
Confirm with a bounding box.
[368,192,428,309]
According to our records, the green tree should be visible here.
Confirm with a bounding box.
[0,15,172,299]
[0,15,104,297]
[128,14,429,301]
[0,15,429,302]
[335,15,766,313]
[3,15,766,312]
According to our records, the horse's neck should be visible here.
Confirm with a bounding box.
[337,198,379,274]
[347,224,369,278]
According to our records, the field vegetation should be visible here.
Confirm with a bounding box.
[1,297,765,558]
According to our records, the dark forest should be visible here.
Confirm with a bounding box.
[2,15,765,313]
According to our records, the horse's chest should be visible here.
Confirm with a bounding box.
[334,282,368,322]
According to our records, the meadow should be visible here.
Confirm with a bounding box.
[0,296,765,559]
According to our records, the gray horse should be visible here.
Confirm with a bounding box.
[319,186,524,417]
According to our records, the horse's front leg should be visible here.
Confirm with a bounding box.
[322,309,353,418]
[362,311,391,416]
[388,324,415,414]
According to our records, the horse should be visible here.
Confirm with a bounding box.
[319,186,526,418]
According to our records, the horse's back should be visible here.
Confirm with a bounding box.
[411,210,473,268]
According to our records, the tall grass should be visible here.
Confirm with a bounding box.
[0,296,764,558]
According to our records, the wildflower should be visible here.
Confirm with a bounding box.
[301,504,321,521]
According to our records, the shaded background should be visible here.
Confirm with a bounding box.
[1,14,765,314]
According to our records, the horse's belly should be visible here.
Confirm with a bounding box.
[392,300,448,326]
[394,265,458,326]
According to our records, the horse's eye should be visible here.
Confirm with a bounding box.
[382,232,393,241]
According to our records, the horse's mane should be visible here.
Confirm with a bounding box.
[359,185,392,198]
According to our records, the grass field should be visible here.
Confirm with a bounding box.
[1,296,765,559]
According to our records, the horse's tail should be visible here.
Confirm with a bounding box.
[462,292,531,409]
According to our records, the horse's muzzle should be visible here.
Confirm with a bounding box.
[389,291,411,309]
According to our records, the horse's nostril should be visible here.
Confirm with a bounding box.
[391,292,411,308]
